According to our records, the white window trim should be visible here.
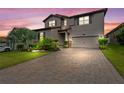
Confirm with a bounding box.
[64,20,67,26]
[79,16,89,25]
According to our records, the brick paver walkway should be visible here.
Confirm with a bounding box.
[0,48,123,84]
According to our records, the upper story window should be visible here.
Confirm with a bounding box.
[79,16,89,25]
[49,20,55,27]
[64,20,67,26]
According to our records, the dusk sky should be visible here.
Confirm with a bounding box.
[0,8,123,37]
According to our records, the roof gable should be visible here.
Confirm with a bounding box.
[106,23,124,36]
[43,14,69,22]
[70,8,107,18]
[43,8,107,22]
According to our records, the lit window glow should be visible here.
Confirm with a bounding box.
[49,20,55,27]
[40,32,44,41]
[79,16,89,25]
[64,20,67,26]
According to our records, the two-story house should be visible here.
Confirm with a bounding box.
[34,8,107,48]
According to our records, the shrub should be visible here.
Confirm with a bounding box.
[99,45,107,50]
[98,37,108,49]
[17,44,24,51]
[42,38,60,51]
[116,28,124,45]
[98,38,108,45]
[33,38,60,51]
[53,39,59,42]
[63,41,68,48]
[41,38,52,50]
[49,41,60,51]
[33,41,43,50]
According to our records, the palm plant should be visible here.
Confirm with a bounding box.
[8,27,37,50]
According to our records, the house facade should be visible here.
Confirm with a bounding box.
[34,8,107,48]
[106,23,124,44]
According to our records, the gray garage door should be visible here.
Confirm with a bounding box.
[72,36,99,48]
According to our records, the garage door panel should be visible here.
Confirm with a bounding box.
[72,36,98,48]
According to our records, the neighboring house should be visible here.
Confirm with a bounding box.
[34,8,107,48]
[0,37,7,46]
[106,23,124,44]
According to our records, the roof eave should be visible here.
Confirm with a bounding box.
[33,26,61,32]
[105,23,124,36]
[70,8,108,18]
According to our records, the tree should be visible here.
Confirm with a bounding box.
[116,27,124,45]
[8,27,37,50]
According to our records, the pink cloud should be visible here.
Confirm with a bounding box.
[0,19,32,30]
[59,8,99,16]
[0,8,104,37]
[0,8,98,21]
[0,16,46,36]
[104,22,120,34]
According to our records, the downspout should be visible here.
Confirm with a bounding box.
[67,26,72,48]
[67,32,70,48]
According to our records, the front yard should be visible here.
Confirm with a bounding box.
[0,51,48,69]
[102,44,124,77]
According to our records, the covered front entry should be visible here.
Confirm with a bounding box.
[58,31,68,46]
[72,36,99,48]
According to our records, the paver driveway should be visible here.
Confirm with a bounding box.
[0,48,124,84]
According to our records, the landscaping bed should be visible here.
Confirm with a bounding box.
[0,51,49,69]
[102,44,124,77]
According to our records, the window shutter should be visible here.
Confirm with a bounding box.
[55,20,57,26]
[89,15,92,24]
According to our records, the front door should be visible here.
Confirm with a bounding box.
[59,33,65,45]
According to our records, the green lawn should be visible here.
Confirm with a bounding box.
[102,44,124,77]
[0,51,49,69]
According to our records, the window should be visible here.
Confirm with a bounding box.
[40,32,44,40]
[49,20,55,27]
[79,16,89,25]
[64,20,67,26]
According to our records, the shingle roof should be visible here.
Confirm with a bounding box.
[32,26,60,32]
[106,23,124,36]
[70,8,107,18]
[43,14,69,22]
[43,8,107,22]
